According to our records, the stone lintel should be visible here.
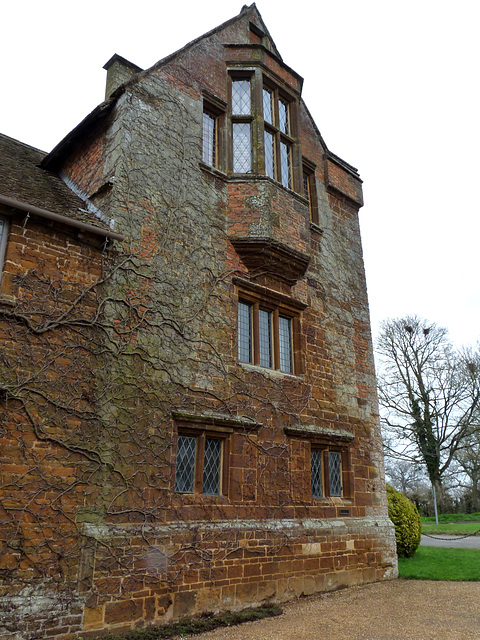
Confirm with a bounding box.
[284,424,355,442]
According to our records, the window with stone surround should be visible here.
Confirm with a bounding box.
[302,159,319,226]
[284,424,353,502]
[231,77,253,173]
[228,72,299,186]
[202,111,217,166]
[175,431,228,496]
[311,447,347,499]
[237,281,304,375]
[173,412,261,499]
[263,85,294,188]
[0,216,9,286]
[202,92,226,171]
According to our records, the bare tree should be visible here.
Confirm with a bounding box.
[376,316,480,512]
[453,429,480,512]
[384,460,427,494]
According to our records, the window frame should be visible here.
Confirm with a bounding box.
[236,283,304,375]
[202,110,217,167]
[302,158,319,226]
[174,427,229,497]
[201,91,227,172]
[310,446,350,500]
[230,75,254,174]
[0,215,9,286]
[262,82,295,189]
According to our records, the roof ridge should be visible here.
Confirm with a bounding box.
[142,4,262,77]
[0,132,47,157]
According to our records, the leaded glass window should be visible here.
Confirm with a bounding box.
[0,217,7,286]
[175,435,196,493]
[329,451,342,496]
[311,449,323,498]
[264,130,275,179]
[232,79,251,115]
[303,172,310,200]
[279,99,289,134]
[280,141,291,188]
[278,316,292,373]
[258,309,272,368]
[263,87,273,124]
[203,438,221,495]
[175,434,226,496]
[238,298,299,374]
[202,111,216,166]
[238,301,252,364]
[233,122,252,173]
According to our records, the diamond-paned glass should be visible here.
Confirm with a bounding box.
[264,130,275,179]
[303,172,310,200]
[203,438,221,495]
[311,449,323,498]
[258,309,272,368]
[202,111,216,165]
[279,99,289,134]
[202,111,216,166]
[175,436,196,493]
[232,79,251,115]
[278,315,292,373]
[280,141,291,188]
[263,87,273,124]
[233,122,251,173]
[238,301,252,363]
[0,217,6,286]
[329,451,342,496]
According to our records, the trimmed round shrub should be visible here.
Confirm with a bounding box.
[386,483,422,557]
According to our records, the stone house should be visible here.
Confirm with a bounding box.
[0,5,397,639]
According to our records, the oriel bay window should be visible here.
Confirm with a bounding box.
[262,85,293,188]
[231,78,252,173]
[227,71,299,184]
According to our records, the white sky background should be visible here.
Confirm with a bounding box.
[2,0,479,348]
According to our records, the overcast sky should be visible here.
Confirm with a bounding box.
[2,0,479,348]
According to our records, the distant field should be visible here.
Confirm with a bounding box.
[422,511,480,524]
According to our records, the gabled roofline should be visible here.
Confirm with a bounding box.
[0,194,125,242]
[300,98,361,181]
[40,95,120,172]
[145,3,281,78]
[41,5,283,171]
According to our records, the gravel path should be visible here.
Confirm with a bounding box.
[177,580,480,640]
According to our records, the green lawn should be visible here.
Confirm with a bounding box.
[422,522,480,536]
[398,546,480,581]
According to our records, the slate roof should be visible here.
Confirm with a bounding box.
[0,133,112,231]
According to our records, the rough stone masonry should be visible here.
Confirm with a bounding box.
[0,5,396,639]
